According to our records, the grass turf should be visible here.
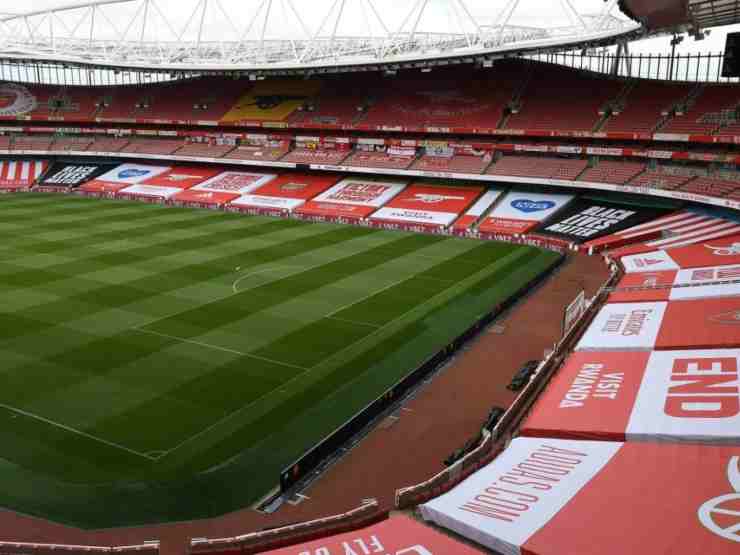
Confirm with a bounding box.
[0,193,561,528]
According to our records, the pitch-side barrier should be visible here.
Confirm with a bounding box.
[394,262,622,510]
[0,542,158,555]
[189,500,382,555]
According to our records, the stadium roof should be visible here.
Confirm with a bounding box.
[620,0,740,31]
[0,0,642,74]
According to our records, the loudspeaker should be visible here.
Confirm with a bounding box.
[722,32,740,78]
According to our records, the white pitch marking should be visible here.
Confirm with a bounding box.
[132,328,308,372]
[0,402,156,461]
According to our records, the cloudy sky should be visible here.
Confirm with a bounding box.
[0,0,737,54]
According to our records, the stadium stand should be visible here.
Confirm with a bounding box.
[628,167,697,190]
[10,135,55,151]
[86,137,130,152]
[343,149,417,170]
[660,83,740,134]
[174,141,236,158]
[119,138,185,155]
[579,159,646,184]
[223,143,290,162]
[602,81,692,133]
[411,154,491,174]
[487,154,588,180]
[49,136,94,152]
[677,175,740,197]
[506,64,624,132]
[281,147,351,165]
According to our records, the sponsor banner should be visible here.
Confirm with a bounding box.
[621,251,680,273]
[141,166,220,189]
[95,163,171,185]
[39,162,116,188]
[478,191,573,235]
[190,171,277,194]
[118,184,184,200]
[424,437,740,554]
[78,180,130,195]
[576,302,667,351]
[522,349,740,444]
[295,201,377,220]
[249,172,340,200]
[230,194,305,212]
[382,183,483,214]
[538,199,668,244]
[261,515,482,554]
[371,206,459,227]
[311,177,407,208]
[0,160,47,189]
[611,266,740,302]
[170,189,240,207]
[420,438,622,554]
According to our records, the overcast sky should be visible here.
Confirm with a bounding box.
[0,0,737,53]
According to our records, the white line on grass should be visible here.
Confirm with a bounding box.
[158,262,467,459]
[0,402,157,461]
[132,328,308,372]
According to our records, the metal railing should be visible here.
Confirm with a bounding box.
[527,50,739,83]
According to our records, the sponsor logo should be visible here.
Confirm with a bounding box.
[709,311,740,325]
[691,267,740,282]
[664,357,739,419]
[601,308,654,336]
[697,456,740,543]
[546,206,637,239]
[511,199,556,213]
[297,539,432,555]
[706,242,740,256]
[409,193,466,204]
[634,257,665,268]
[0,83,37,116]
[280,182,307,192]
[118,169,150,179]
[559,363,624,408]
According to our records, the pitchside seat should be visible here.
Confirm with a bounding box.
[579,160,646,185]
[487,155,587,180]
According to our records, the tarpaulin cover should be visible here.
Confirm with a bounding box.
[170,189,240,206]
[478,191,573,235]
[537,199,668,244]
[452,188,504,231]
[262,515,483,554]
[310,177,407,208]
[622,233,740,272]
[421,437,740,554]
[371,183,483,228]
[0,160,47,189]
[521,349,740,443]
[140,166,220,189]
[39,162,115,188]
[576,302,667,351]
[117,184,184,199]
[78,180,130,194]
[610,266,740,302]
[190,171,276,194]
[232,173,340,212]
[91,163,171,185]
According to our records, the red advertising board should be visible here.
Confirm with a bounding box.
[295,201,377,220]
[170,189,240,207]
[141,166,220,189]
[250,172,341,200]
[78,180,131,194]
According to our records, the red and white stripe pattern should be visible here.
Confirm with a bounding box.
[0,160,47,189]
[584,211,739,253]
[604,212,740,257]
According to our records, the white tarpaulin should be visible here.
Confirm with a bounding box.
[371,206,459,226]
[486,191,574,222]
[311,177,407,207]
[118,184,183,199]
[576,302,667,351]
[230,194,306,211]
[95,163,171,185]
[191,171,276,194]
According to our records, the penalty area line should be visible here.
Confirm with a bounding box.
[0,402,157,461]
[132,328,309,372]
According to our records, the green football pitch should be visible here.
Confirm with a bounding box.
[0,193,561,528]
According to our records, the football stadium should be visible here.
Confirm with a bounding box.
[0,0,738,553]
